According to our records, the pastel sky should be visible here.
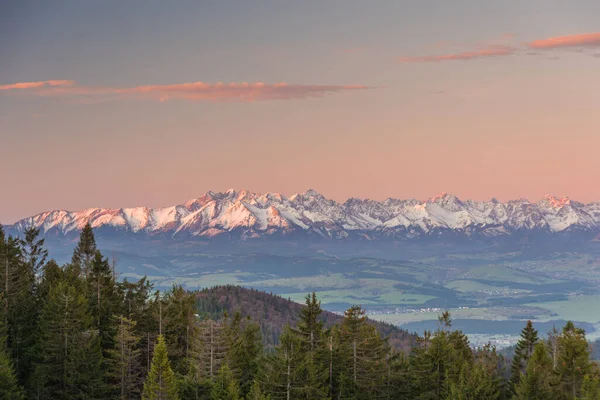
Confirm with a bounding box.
[1,0,600,223]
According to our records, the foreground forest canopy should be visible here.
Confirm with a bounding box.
[1,224,600,399]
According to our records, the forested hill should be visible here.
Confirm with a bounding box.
[4,223,600,399]
[196,285,418,349]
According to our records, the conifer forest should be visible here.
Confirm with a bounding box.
[2,224,600,399]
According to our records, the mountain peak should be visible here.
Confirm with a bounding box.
[302,189,321,197]
[6,190,600,239]
[428,192,462,206]
[542,194,571,208]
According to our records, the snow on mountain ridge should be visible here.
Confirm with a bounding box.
[7,190,600,239]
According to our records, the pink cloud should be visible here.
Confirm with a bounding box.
[0,80,74,91]
[0,80,370,102]
[400,45,515,63]
[529,32,600,49]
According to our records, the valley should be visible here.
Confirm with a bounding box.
[36,234,600,349]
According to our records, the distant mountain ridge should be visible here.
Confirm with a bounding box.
[6,189,600,240]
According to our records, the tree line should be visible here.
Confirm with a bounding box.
[1,223,599,399]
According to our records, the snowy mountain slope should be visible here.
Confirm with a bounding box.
[6,190,600,240]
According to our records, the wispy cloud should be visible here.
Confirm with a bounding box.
[0,80,74,91]
[0,80,370,102]
[400,45,515,63]
[528,32,600,49]
[401,31,600,63]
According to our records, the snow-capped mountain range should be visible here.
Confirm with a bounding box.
[6,190,600,240]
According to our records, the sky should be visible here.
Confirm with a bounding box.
[1,0,600,223]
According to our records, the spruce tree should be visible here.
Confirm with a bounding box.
[142,334,179,400]
[0,299,25,399]
[510,320,538,391]
[87,250,122,351]
[106,316,142,399]
[0,345,24,399]
[410,312,474,400]
[19,226,48,282]
[291,292,328,399]
[513,342,553,400]
[247,379,269,400]
[263,325,304,399]
[210,364,240,400]
[1,229,37,382]
[37,259,63,301]
[71,223,97,277]
[33,281,104,399]
[446,360,500,400]
[162,285,197,376]
[338,305,389,399]
[190,318,228,383]
[555,321,593,399]
[225,312,262,397]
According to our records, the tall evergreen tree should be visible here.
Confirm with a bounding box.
[142,334,179,400]
[0,298,25,399]
[106,316,142,400]
[510,320,539,391]
[0,229,37,382]
[225,312,263,397]
[247,379,269,400]
[210,364,240,400]
[291,292,328,398]
[32,281,104,399]
[263,325,304,400]
[119,276,156,379]
[410,312,474,400]
[162,285,197,376]
[37,259,63,301]
[87,250,122,351]
[337,305,389,399]
[513,342,553,400]
[71,223,97,277]
[19,226,48,283]
[446,361,500,400]
[555,321,593,399]
[190,318,228,383]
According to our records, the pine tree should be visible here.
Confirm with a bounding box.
[446,361,500,400]
[410,312,474,400]
[263,325,304,399]
[87,250,122,351]
[71,223,97,278]
[190,318,228,382]
[513,342,553,400]
[106,316,142,399]
[247,379,269,400]
[0,346,24,399]
[291,292,328,399]
[0,299,25,399]
[510,320,538,391]
[162,285,197,376]
[0,229,38,382]
[555,321,593,399]
[225,312,262,397]
[37,259,63,301]
[32,281,104,399]
[19,226,48,282]
[338,305,389,399]
[142,334,179,400]
[119,276,156,379]
[210,364,240,400]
